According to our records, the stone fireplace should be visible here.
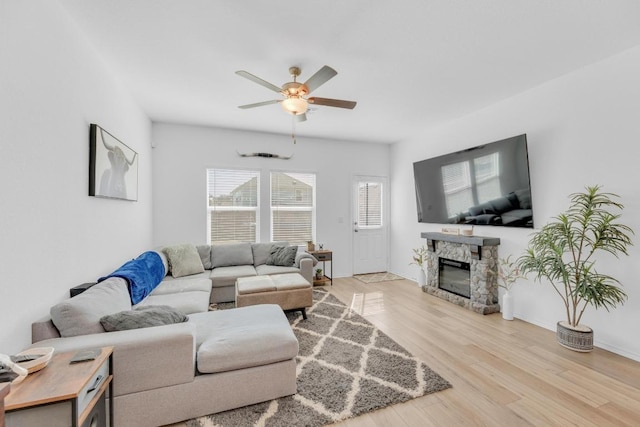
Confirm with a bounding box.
[421,232,500,314]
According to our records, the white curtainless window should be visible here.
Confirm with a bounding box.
[271,172,316,245]
[207,168,260,243]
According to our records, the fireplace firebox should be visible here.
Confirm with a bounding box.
[438,258,471,298]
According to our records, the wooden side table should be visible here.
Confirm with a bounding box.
[308,250,333,286]
[1,383,10,427]
[5,347,113,427]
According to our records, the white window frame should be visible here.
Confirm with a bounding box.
[269,171,316,245]
[206,168,260,244]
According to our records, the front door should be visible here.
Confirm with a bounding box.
[352,176,388,274]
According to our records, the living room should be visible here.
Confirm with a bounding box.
[2,0,640,425]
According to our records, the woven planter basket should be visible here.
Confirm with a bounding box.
[556,321,593,352]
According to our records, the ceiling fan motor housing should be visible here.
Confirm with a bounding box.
[282,81,309,97]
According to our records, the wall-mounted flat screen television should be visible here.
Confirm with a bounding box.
[413,134,534,228]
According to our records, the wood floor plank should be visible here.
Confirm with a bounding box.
[326,277,640,427]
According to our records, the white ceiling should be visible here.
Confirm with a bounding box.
[57,0,640,144]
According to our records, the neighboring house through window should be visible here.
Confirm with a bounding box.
[271,172,316,245]
[207,168,259,243]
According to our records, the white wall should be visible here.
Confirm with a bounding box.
[390,45,640,361]
[151,123,390,278]
[0,1,153,353]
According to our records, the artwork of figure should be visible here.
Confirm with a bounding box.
[99,128,137,199]
[90,124,138,201]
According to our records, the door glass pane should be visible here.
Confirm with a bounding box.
[358,182,382,228]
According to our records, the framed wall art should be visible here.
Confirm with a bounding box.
[89,123,138,201]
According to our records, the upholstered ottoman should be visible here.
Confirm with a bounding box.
[236,273,313,319]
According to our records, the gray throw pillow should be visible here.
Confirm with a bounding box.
[100,305,188,332]
[266,245,298,267]
[251,241,288,266]
[163,244,205,278]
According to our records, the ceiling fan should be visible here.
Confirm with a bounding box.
[235,65,357,122]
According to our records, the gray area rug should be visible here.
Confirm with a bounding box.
[188,289,451,427]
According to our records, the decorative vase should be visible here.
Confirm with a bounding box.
[417,269,426,287]
[556,321,593,352]
[502,290,513,320]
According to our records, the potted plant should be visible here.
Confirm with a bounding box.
[315,268,323,280]
[492,255,525,320]
[409,246,428,287]
[517,185,633,351]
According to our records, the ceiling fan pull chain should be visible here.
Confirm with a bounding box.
[291,117,297,144]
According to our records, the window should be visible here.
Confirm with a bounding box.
[357,182,383,228]
[207,168,259,243]
[271,172,315,245]
[441,152,502,219]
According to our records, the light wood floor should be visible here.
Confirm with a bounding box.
[327,277,640,426]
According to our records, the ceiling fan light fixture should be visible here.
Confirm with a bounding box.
[281,97,308,115]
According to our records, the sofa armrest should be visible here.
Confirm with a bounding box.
[29,321,197,396]
[299,258,314,284]
[32,316,61,342]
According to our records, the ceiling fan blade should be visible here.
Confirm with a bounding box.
[236,70,282,93]
[238,100,280,109]
[303,66,337,93]
[294,113,307,122]
[308,97,357,109]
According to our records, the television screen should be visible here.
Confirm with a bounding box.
[413,134,534,228]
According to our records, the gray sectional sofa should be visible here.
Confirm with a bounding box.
[29,241,316,426]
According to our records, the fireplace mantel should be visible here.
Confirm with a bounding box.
[421,232,500,247]
[420,232,501,314]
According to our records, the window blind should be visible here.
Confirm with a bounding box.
[357,182,383,227]
[207,168,259,243]
[271,172,315,245]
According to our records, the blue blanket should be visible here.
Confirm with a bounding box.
[98,251,166,305]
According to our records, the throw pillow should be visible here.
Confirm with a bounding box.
[163,244,205,278]
[100,305,188,332]
[251,241,288,266]
[266,245,298,267]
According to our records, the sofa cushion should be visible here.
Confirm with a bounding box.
[150,275,211,295]
[211,243,253,268]
[251,241,288,266]
[190,305,299,373]
[515,188,532,209]
[100,305,188,332]
[196,245,213,270]
[136,291,210,314]
[209,265,257,288]
[266,245,297,266]
[255,264,300,276]
[50,277,131,337]
[164,244,205,278]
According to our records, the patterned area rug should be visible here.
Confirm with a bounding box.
[353,272,404,283]
[188,289,450,427]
